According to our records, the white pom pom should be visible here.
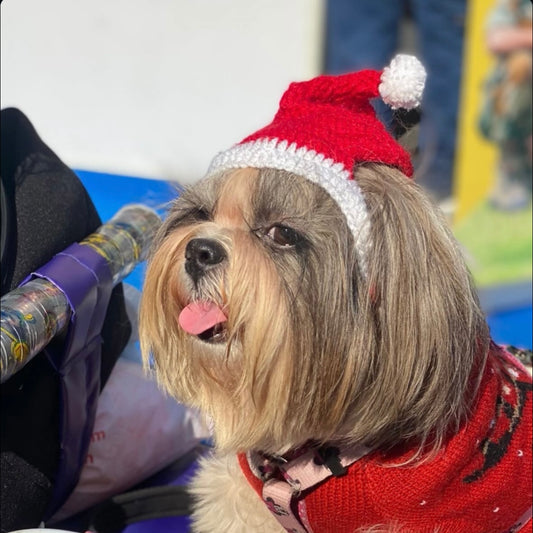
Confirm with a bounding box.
[379,54,426,110]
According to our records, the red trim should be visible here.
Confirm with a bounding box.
[237,452,263,498]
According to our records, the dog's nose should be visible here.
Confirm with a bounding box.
[185,238,226,281]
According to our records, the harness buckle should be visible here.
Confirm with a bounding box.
[314,446,348,477]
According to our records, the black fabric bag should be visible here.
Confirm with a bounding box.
[0,108,132,531]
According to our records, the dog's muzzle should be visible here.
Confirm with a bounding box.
[185,237,226,283]
[179,237,228,342]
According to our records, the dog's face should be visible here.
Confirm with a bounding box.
[140,164,489,455]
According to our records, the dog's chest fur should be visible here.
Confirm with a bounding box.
[190,453,284,533]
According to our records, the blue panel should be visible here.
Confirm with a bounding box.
[122,461,199,533]
[124,515,192,533]
[76,170,180,221]
[487,305,533,350]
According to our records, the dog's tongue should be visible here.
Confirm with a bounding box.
[178,301,227,335]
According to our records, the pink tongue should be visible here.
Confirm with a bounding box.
[178,301,227,335]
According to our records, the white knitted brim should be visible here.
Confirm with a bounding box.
[206,138,371,276]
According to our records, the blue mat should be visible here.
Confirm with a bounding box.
[487,305,532,350]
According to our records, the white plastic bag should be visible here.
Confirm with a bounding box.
[52,358,209,520]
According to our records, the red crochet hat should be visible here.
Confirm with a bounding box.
[206,54,426,275]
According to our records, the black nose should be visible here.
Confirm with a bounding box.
[185,238,227,282]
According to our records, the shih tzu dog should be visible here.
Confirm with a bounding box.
[139,56,532,532]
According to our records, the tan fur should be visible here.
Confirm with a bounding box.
[139,164,490,529]
[190,453,284,532]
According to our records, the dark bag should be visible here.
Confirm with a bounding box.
[0,108,132,531]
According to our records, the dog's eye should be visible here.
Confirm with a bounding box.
[265,225,302,247]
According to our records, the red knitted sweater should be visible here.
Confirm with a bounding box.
[239,345,532,532]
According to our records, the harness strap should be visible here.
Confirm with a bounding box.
[513,508,532,532]
[254,445,371,533]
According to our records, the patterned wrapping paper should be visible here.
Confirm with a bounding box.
[0,204,161,383]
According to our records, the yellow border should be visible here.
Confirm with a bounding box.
[454,0,499,223]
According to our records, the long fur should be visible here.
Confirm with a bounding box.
[139,163,490,529]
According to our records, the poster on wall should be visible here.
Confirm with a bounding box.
[453,0,532,298]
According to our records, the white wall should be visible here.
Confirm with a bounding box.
[1,0,323,184]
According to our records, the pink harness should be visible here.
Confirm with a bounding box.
[246,444,371,533]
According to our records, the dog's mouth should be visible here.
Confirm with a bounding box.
[196,322,227,343]
[178,301,228,344]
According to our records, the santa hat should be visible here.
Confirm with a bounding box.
[206,54,426,276]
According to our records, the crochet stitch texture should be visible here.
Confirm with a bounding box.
[207,56,424,276]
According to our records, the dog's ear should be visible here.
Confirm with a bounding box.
[392,108,421,159]
[351,164,490,452]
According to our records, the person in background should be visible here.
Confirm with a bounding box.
[324,0,466,212]
[479,0,532,211]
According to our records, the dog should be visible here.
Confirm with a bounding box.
[139,56,532,532]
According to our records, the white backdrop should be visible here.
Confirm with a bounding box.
[1,0,323,184]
